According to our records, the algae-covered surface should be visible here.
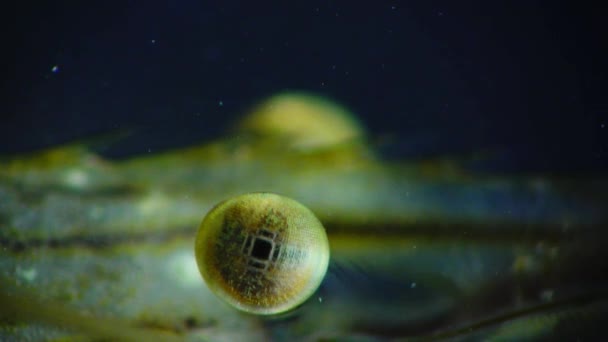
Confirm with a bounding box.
[1,93,607,341]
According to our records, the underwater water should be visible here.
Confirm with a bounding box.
[2,2,608,341]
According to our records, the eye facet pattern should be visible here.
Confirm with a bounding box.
[194,193,330,315]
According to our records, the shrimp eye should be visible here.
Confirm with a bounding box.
[194,193,330,315]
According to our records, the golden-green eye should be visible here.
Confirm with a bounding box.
[236,92,365,151]
[194,192,330,315]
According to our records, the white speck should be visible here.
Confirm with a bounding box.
[540,289,554,302]
[218,100,224,106]
[51,65,59,73]
[318,297,323,303]
[138,191,169,215]
[16,267,37,283]
[151,39,156,44]
[391,6,396,10]
[148,148,152,153]
[63,168,89,188]
[438,11,444,16]
[410,282,416,288]
[167,251,201,287]
[602,123,605,129]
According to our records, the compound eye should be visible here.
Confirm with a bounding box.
[194,193,330,315]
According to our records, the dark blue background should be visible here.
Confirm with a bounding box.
[5,1,607,173]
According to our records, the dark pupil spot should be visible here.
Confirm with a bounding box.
[183,316,198,329]
[251,239,272,260]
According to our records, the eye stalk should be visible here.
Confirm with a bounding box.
[194,193,330,315]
